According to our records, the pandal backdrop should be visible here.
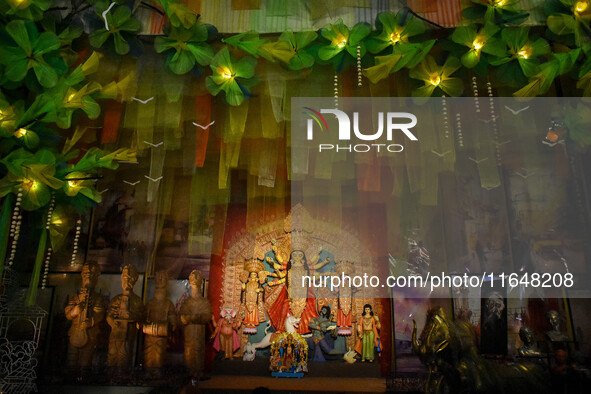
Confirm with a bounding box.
[1,0,591,385]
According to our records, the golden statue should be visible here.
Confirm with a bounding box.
[143,270,178,369]
[238,259,266,334]
[107,264,145,368]
[65,262,105,368]
[180,270,212,377]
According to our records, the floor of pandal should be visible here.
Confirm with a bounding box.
[38,356,427,393]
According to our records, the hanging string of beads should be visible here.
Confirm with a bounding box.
[356,45,362,87]
[70,218,82,267]
[334,72,339,108]
[472,76,480,114]
[42,195,55,289]
[442,95,449,139]
[8,188,23,266]
[486,81,502,166]
[456,112,464,148]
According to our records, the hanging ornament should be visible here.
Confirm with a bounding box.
[472,76,480,114]
[456,112,464,148]
[8,188,23,266]
[70,217,82,267]
[356,45,362,87]
[486,81,502,166]
[334,72,339,108]
[42,195,55,289]
[442,95,449,139]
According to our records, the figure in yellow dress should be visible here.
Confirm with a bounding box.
[355,304,381,362]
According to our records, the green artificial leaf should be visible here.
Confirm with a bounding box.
[409,56,463,97]
[363,54,403,84]
[205,47,259,106]
[155,23,213,75]
[317,20,370,68]
[0,0,51,21]
[157,0,198,28]
[547,14,576,35]
[89,5,141,55]
[223,31,268,57]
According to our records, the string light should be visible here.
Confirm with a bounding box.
[334,73,339,108]
[456,112,464,148]
[42,194,56,289]
[472,76,480,114]
[442,95,449,139]
[356,45,363,87]
[487,81,502,166]
[70,218,82,267]
[8,188,23,266]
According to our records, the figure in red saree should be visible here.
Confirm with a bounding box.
[265,243,320,334]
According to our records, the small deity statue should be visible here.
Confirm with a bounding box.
[211,308,241,359]
[180,270,212,377]
[143,270,178,369]
[107,264,145,368]
[517,326,542,357]
[545,310,569,342]
[238,259,266,334]
[355,304,381,362]
[65,262,105,369]
[307,305,337,361]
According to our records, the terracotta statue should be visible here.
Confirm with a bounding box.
[238,259,266,334]
[65,261,105,368]
[107,264,145,368]
[355,304,381,362]
[211,308,241,359]
[143,270,178,369]
[180,270,212,377]
[335,260,354,336]
[545,310,569,342]
[518,326,542,357]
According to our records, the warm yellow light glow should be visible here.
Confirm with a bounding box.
[68,180,81,188]
[0,109,4,119]
[390,31,401,44]
[14,128,27,138]
[472,39,484,51]
[217,66,234,80]
[494,0,506,7]
[333,33,348,48]
[22,179,37,189]
[575,1,588,13]
[52,218,63,225]
[430,75,441,86]
[67,93,77,102]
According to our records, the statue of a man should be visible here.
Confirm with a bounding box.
[517,326,542,357]
[107,264,145,368]
[65,262,105,369]
[545,310,569,342]
[180,270,212,377]
[143,270,178,369]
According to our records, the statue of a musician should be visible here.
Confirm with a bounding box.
[65,262,105,369]
[107,264,145,369]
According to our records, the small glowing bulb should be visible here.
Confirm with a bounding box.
[575,1,588,13]
[23,179,37,189]
[68,180,80,188]
[333,34,348,48]
[495,0,506,7]
[517,47,531,59]
[52,219,63,225]
[430,75,441,86]
[472,39,484,51]
[14,128,27,138]
[67,93,76,102]
[217,66,234,80]
[0,109,4,119]
[390,32,401,44]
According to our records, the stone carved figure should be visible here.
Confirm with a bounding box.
[180,270,212,377]
[65,262,105,369]
[107,264,145,368]
[211,308,241,359]
[518,326,542,357]
[143,270,178,369]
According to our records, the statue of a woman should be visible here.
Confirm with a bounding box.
[355,304,381,362]
[238,260,266,334]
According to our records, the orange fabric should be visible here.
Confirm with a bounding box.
[185,0,201,13]
[194,95,211,167]
[231,0,261,10]
[101,100,123,144]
